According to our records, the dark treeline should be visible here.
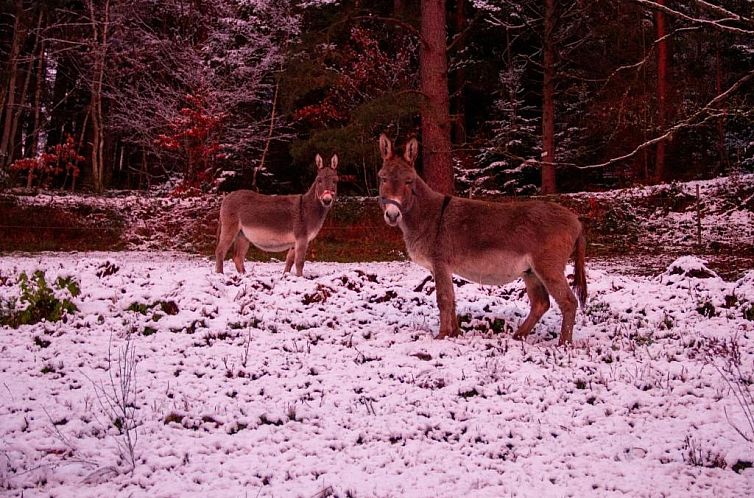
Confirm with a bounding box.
[0,0,752,196]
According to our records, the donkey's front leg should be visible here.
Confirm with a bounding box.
[284,248,295,274]
[433,264,460,339]
[292,238,308,277]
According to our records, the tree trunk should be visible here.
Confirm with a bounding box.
[0,0,25,168]
[29,22,46,160]
[654,0,668,181]
[541,0,557,194]
[394,0,404,17]
[715,36,728,173]
[141,148,149,190]
[420,0,454,195]
[451,0,466,145]
[88,0,109,193]
[640,12,650,181]
[253,78,280,191]
[26,26,46,191]
[8,8,43,167]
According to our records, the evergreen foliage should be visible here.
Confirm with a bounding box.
[0,271,80,328]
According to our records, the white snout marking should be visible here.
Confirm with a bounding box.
[320,191,334,206]
[384,204,402,226]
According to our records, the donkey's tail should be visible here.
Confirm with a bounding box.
[572,230,588,308]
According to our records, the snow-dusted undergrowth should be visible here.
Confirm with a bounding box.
[1,253,753,497]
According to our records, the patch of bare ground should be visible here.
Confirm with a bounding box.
[1,174,752,278]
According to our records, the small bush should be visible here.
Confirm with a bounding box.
[652,183,696,213]
[142,326,158,336]
[127,300,179,323]
[743,304,754,321]
[696,301,718,318]
[0,270,79,328]
[683,435,727,469]
[601,202,639,235]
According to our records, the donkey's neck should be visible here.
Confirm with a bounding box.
[400,177,446,238]
[300,182,329,226]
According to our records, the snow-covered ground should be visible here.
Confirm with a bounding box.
[1,253,753,497]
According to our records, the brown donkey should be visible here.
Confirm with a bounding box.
[215,154,338,276]
[377,135,587,345]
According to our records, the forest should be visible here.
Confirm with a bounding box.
[1,0,753,197]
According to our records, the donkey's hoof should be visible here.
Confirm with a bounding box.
[512,331,528,341]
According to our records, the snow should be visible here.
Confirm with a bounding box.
[1,252,753,497]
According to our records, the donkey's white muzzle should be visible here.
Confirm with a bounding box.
[384,204,401,226]
[320,191,334,207]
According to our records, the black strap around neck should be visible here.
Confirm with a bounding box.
[440,195,451,217]
[436,195,451,240]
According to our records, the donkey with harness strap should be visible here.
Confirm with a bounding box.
[377,134,587,345]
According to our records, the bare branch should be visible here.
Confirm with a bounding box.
[485,14,527,30]
[447,12,484,53]
[598,26,701,92]
[693,1,753,24]
[573,69,754,170]
[629,0,754,35]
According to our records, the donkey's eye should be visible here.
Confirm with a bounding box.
[405,179,414,185]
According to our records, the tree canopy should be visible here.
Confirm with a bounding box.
[0,0,752,195]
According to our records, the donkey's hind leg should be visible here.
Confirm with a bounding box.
[232,234,250,274]
[215,221,240,274]
[532,265,577,345]
[513,272,551,341]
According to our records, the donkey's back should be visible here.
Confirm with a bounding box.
[220,190,298,236]
[448,198,581,259]
[417,197,583,288]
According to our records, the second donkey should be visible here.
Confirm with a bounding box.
[215,154,339,276]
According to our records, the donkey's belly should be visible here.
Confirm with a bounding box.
[241,226,294,253]
[453,252,531,286]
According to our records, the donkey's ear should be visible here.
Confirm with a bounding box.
[315,154,324,170]
[379,134,393,159]
[330,154,338,170]
[404,138,419,165]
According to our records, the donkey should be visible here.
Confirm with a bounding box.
[377,135,587,345]
[215,154,338,276]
